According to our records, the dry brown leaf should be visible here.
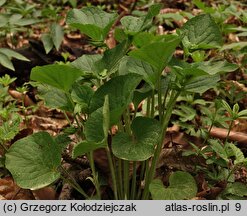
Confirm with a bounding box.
[0,177,34,200]
[32,187,57,200]
[8,89,35,107]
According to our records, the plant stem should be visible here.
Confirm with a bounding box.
[117,158,123,199]
[60,166,89,199]
[122,109,132,199]
[146,97,151,117]
[130,161,137,199]
[142,91,180,199]
[123,160,130,199]
[106,147,118,199]
[136,161,146,200]
[151,90,155,118]
[63,111,73,127]
[225,120,234,144]
[157,76,163,121]
[88,151,101,199]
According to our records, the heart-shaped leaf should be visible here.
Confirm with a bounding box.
[100,40,131,75]
[36,83,74,112]
[5,132,61,190]
[149,171,197,200]
[71,82,94,113]
[180,14,223,50]
[73,96,109,157]
[67,7,117,42]
[121,4,161,35]
[85,107,105,143]
[119,56,159,89]
[71,54,103,77]
[112,117,161,161]
[31,64,83,92]
[129,35,180,72]
[89,74,142,124]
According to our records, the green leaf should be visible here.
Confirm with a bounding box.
[129,35,180,72]
[224,182,247,197]
[85,96,110,142]
[9,14,22,24]
[133,86,152,111]
[180,14,223,50]
[72,97,109,157]
[227,143,245,165]
[119,56,159,89]
[159,13,184,21]
[54,133,71,151]
[0,48,29,62]
[145,4,162,20]
[133,32,155,48]
[5,132,61,190]
[209,139,228,161]
[112,117,161,161]
[121,4,161,35]
[50,23,64,51]
[71,54,103,77]
[221,100,233,114]
[192,0,215,13]
[150,171,197,200]
[0,114,21,142]
[68,0,77,7]
[41,34,54,54]
[85,107,105,143]
[192,60,238,75]
[100,39,131,75]
[14,18,37,26]
[36,84,74,112]
[72,140,106,158]
[66,7,117,41]
[184,74,220,93]
[0,0,6,7]
[0,14,8,27]
[120,16,144,34]
[114,27,127,42]
[238,109,247,118]
[89,74,142,124]
[71,83,94,112]
[220,42,247,51]
[169,58,208,80]
[31,64,83,92]
[173,105,197,122]
[0,53,14,71]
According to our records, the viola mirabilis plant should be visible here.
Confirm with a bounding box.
[5,5,238,200]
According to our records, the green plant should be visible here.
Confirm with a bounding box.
[4,6,240,200]
[0,74,21,169]
[41,22,64,54]
[0,1,38,37]
[182,98,247,199]
[0,48,29,71]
